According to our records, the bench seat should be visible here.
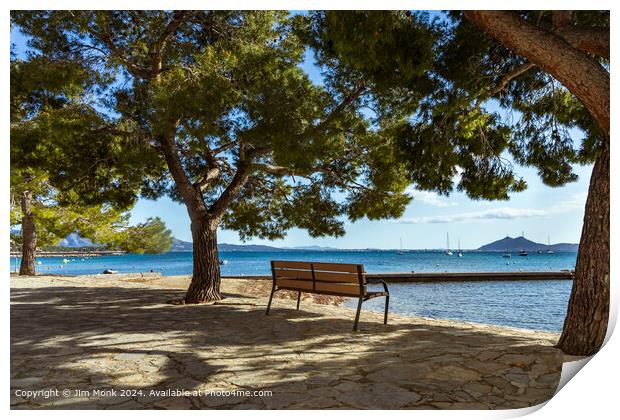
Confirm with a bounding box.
[265,260,390,331]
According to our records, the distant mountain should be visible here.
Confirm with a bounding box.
[287,245,339,251]
[170,238,193,252]
[219,243,285,252]
[58,232,94,247]
[546,243,580,252]
[477,236,578,252]
[169,239,286,252]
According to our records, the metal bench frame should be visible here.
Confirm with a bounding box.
[265,261,390,331]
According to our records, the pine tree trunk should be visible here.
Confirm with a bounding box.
[185,218,222,303]
[556,143,610,355]
[19,190,37,276]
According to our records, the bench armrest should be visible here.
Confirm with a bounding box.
[367,278,387,285]
[366,278,389,294]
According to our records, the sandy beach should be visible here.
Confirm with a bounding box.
[11,273,577,409]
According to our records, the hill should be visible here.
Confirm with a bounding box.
[59,232,94,247]
[477,236,578,252]
[170,238,285,252]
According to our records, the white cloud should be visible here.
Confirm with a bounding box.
[557,192,588,211]
[398,193,588,224]
[400,207,549,224]
[406,189,458,208]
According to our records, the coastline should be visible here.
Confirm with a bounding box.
[10,272,562,338]
[9,250,578,283]
[9,250,126,258]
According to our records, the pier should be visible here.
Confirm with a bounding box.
[224,271,574,283]
[365,271,573,282]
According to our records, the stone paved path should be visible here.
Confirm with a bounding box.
[11,274,574,409]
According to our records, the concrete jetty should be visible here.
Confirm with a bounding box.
[224,271,573,283]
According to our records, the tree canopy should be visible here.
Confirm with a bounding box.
[120,217,174,254]
[10,42,177,272]
[11,11,418,239]
[301,11,607,200]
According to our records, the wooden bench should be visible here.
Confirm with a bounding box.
[265,260,389,331]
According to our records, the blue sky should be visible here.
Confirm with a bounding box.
[11,20,592,250]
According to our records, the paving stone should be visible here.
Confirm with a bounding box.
[289,397,342,409]
[424,365,481,382]
[536,372,561,384]
[152,397,194,409]
[496,354,537,368]
[337,383,422,409]
[462,381,494,397]
[11,377,45,387]
[113,353,146,362]
[505,372,531,387]
[262,392,307,409]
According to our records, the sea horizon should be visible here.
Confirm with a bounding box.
[9,249,578,277]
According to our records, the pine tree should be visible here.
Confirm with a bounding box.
[304,10,609,355]
[11,11,416,300]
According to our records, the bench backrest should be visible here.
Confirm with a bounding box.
[271,260,366,297]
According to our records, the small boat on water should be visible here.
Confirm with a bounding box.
[102,269,118,274]
[445,233,453,256]
[457,239,463,257]
[502,253,511,258]
[546,236,555,254]
[519,250,528,256]
[396,237,404,255]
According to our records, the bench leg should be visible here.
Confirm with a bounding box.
[353,297,363,331]
[266,288,276,315]
[296,291,301,310]
[384,294,389,325]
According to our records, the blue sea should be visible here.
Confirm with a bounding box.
[11,250,577,332]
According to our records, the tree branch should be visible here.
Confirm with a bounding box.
[195,167,221,191]
[549,10,608,60]
[252,163,294,176]
[554,27,609,61]
[552,11,572,29]
[307,83,366,135]
[88,24,150,79]
[208,159,253,224]
[478,62,536,101]
[212,140,238,155]
[158,126,208,219]
[206,81,367,224]
[252,163,373,192]
[464,11,609,138]
[150,11,188,77]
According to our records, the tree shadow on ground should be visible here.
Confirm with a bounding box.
[10,285,565,409]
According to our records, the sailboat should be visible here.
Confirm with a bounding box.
[445,233,453,256]
[397,237,404,255]
[457,239,463,257]
[546,236,555,254]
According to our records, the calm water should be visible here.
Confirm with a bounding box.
[345,280,572,332]
[11,250,576,332]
